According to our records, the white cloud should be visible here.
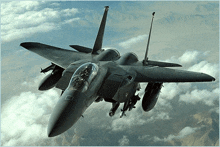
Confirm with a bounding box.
[111,109,146,131]
[154,126,200,142]
[61,8,78,17]
[160,83,180,100]
[146,111,170,123]
[164,50,214,66]
[160,83,192,101]
[188,61,218,78]
[162,50,218,80]
[21,72,51,87]
[119,34,148,49]
[118,135,129,146]
[63,18,80,25]
[50,3,60,7]
[1,89,59,146]
[1,1,41,15]
[179,88,219,106]
[2,22,58,42]
[138,134,150,142]
[159,50,218,109]
[1,1,79,43]
[1,72,60,146]
[178,50,206,65]
[147,82,191,115]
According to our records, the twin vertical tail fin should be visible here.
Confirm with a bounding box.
[143,12,155,65]
[92,6,109,55]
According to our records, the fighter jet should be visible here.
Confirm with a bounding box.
[20,6,215,137]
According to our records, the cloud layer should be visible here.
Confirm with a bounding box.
[164,50,218,78]
[154,126,200,142]
[118,135,129,146]
[179,88,219,106]
[1,1,79,43]
[1,89,59,146]
[1,73,60,146]
[119,34,147,49]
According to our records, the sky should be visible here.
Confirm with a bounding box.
[1,1,219,146]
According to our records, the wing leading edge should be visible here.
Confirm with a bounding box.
[132,66,215,82]
[20,42,90,68]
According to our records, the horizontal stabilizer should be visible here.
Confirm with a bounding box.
[133,66,215,82]
[147,60,182,67]
[69,45,92,53]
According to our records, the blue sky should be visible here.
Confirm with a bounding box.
[2,1,219,59]
[1,1,219,146]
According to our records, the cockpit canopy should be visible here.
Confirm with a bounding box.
[68,62,99,92]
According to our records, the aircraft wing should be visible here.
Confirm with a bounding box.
[20,42,90,69]
[132,66,215,82]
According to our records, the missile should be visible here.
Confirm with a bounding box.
[41,63,56,73]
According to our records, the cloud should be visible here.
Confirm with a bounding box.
[21,72,51,87]
[119,34,148,49]
[159,50,218,109]
[154,126,200,142]
[179,88,219,106]
[145,82,192,121]
[138,134,150,142]
[1,1,41,15]
[163,50,218,79]
[160,83,180,100]
[1,1,79,43]
[118,135,129,146]
[63,18,80,25]
[188,61,218,78]
[1,89,59,146]
[111,108,146,131]
[160,83,192,100]
[164,50,214,65]
[178,50,209,65]
[146,111,170,123]
[1,72,60,146]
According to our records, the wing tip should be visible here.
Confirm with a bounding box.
[20,42,38,49]
[202,73,215,82]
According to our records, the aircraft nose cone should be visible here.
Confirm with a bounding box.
[48,119,69,137]
[48,126,59,137]
[47,90,87,137]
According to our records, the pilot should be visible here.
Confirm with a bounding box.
[72,76,85,89]
[80,67,90,79]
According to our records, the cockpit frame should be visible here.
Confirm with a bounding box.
[68,62,99,92]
